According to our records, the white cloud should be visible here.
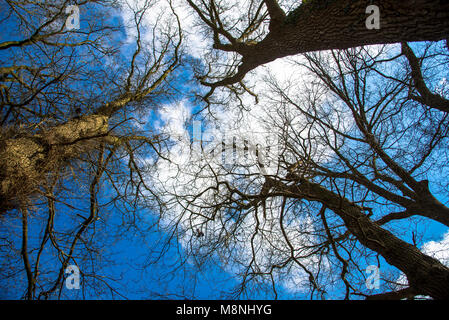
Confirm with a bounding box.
[149,92,331,296]
[422,231,449,266]
[119,0,208,58]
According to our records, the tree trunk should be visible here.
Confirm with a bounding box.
[218,0,449,85]
[0,115,110,212]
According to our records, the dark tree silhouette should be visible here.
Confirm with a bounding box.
[187,0,449,93]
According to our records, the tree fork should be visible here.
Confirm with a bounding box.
[207,0,449,87]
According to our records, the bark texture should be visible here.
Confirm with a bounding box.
[0,115,109,212]
[211,0,449,86]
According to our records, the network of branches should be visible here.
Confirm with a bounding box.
[1,0,449,300]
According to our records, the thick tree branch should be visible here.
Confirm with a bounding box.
[193,0,449,88]
[401,42,449,113]
[263,0,286,31]
[270,177,449,299]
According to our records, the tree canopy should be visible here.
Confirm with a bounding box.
[1,0,449,300]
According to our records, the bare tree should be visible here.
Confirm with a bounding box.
[0,0,184,299]
[155,42,449,299]
[2,0,449,301]
[186,0,449,94]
